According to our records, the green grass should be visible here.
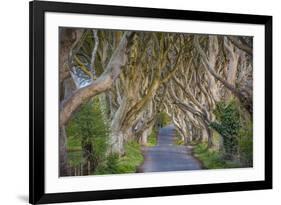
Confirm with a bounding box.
[146,129,158,147]
[116,141,144,173]
[174,130,185,145]
[67,133,144,175]
[193,143,241,169]
[94,141,144,175]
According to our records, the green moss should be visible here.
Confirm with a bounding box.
[212,131,221,147]
[194,143,241,169]
[175,139,184,145]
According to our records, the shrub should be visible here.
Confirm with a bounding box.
[116,141,143,173]
[156,112,171,128]
[66,97,109,172]
[94,154,119,174]
[210,100,241,160]
[238,121,253,166]
[210,100,253,166]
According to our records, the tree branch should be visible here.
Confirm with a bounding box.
[59,31,134,127]
[227,36,252,56]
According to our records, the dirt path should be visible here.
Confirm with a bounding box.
[138,125,202,172]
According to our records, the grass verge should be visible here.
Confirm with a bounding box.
[193,143,241,169]
[174,130,185,145]
[146,128,158,147]
[94,141,144,174]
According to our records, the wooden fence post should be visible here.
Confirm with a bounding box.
[88,161,91,175]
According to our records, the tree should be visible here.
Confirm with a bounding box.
[58,28,254,175]
[66,98,109,174]
[59,29,135,176]
[194,35,253,115]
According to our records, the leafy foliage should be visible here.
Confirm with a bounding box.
[237,120,253,166]
[210,100,241,160]
[66,97,109,171]
[67,134,81,151]
[156,112,171,128]
[210,100,253,166]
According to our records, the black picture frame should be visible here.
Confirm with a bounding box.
[29,0,272,204]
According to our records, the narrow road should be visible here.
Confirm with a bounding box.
[138,125,202,172]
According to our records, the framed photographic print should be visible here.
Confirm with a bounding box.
[29,0,272,204]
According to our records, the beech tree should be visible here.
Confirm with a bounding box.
[59,28,253,175]
[59,28,135,175]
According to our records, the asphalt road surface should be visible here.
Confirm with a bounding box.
[138,125,202,172]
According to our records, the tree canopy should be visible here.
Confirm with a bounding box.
[59,28,253,176]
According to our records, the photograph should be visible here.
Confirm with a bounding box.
[29,1,272,203]
[59,28,253,177]
[0,0,277,203]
